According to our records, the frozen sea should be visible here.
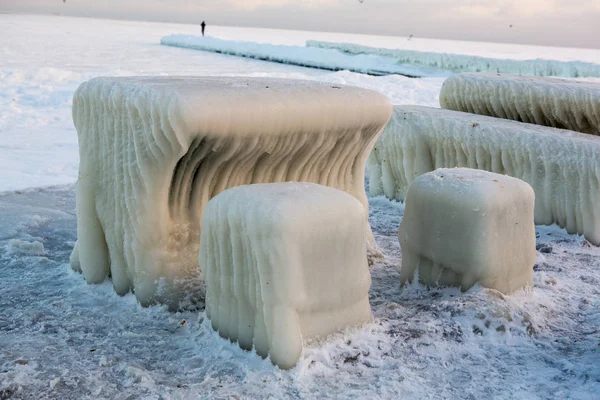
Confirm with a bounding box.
[0,13,599,399]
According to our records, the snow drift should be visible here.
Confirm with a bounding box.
[440,73,600,135]
[200,183,372,369]
[368,106,600,245]
[307,41,600,78]
[399,168,536,293]
[160,35,440,77]
[70,76,392,308]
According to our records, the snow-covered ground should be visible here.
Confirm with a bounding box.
[1,13,599,399]
[2,184,599,399]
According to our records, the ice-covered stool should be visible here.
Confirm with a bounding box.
[69,77,392,309]
[199,183,373,369]
[398,168,536,294]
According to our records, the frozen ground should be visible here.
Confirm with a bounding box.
[1,184,598,399]
[0,13,599,399]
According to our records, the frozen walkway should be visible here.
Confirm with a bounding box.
[160,35,443,77]
[308,40,600,78]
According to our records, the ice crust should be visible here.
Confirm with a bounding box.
[440,73,600,135]
[6,238,45,256]
[367,106,600,245]
[70,76,392,308]
[307,41,600,78]
[200,183,372,369]
[160,35,440,78]
[399,168,536,293]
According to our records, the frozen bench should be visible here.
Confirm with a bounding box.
[399,168,536,294]
[200,183,373,369]
[69,76,392,308]
[368,105,600,245]
[440,73,600,135]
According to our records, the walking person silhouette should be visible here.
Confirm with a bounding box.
[201,21,206,36]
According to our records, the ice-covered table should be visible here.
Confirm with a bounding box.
[69,76,392,308]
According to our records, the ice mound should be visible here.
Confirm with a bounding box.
[160,35,440,78]
[399,168,535,293]
[367,106,600,245]
[307,41,600,78]
[70,76,392,308]
[200,183,373,369]
[6,239,45,256]
[440,73,600,135]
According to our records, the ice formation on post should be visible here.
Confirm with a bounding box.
[367,106,600,245]
[200,183,373,369]
[71,76,392,308]
[399,168,536,293]
[440,73,600,135]
[307,41,600,78]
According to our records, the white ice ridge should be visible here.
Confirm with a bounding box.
[71,76,392,308]
[307,41,600,78]
[399,168,536,294]
[160,35,442,78]
[440,73,600,135]
[200,183,372,369]
[367,106,600,245]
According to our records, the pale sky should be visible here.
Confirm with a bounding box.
[3,0,600,49]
